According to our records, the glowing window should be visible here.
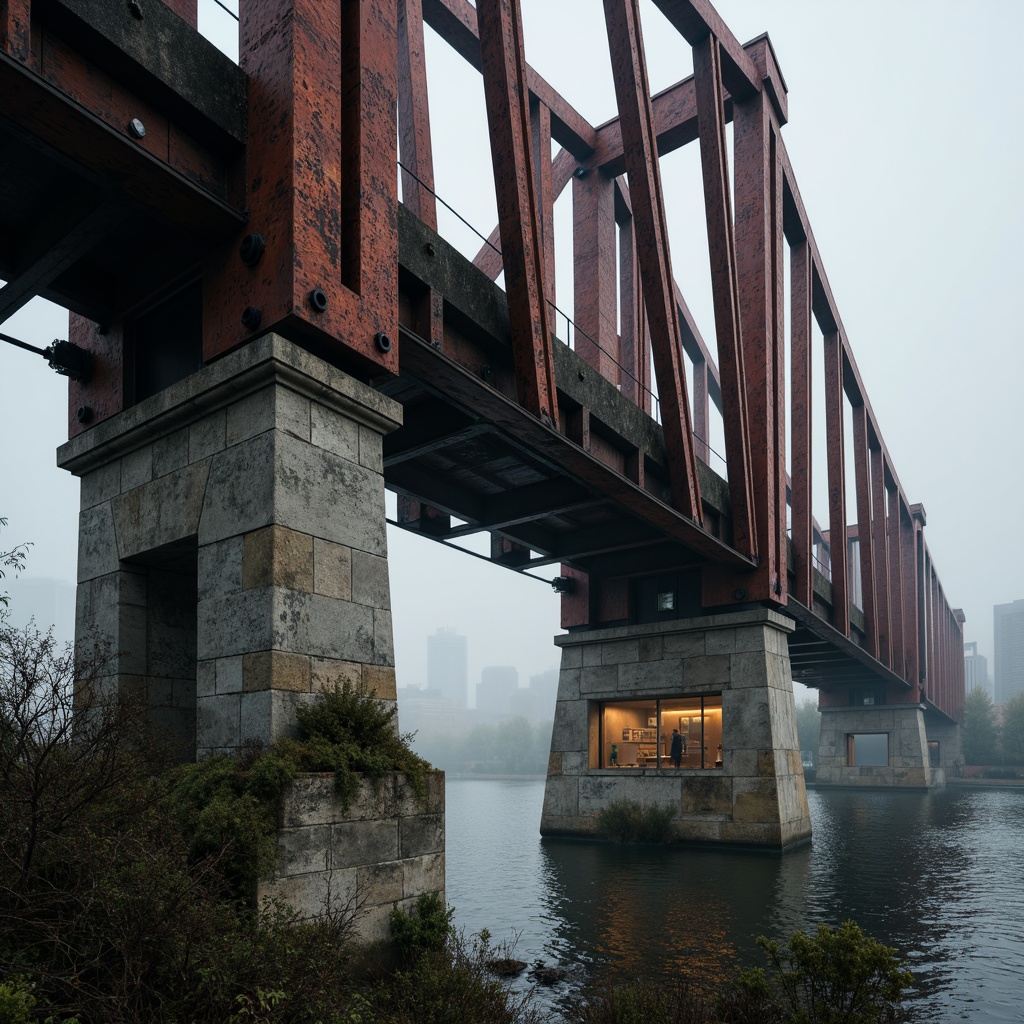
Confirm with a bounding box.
[598,695,722,770]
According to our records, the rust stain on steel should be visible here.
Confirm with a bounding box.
[733,90,786,600]
[789,239,812,606]
[870,446,891,669]
[823,330,849,635]
[161,0,198,26]
[0,0,31,61]
[66,315,124,439]
[572,166,618,381]
[530,99,556,307]
[477,0,559,429]
[399,0,437,230]
[602,0,701,522]
[204,0,399,373]
[693,34,755,559]
[851,401,877,657]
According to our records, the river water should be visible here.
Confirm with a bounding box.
[444,779,1023,1022]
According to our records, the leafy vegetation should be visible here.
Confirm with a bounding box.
[962,688,1001,765]
[999,691,1024,764]
[595,798,675,844]
[794,698,820,767]
[0,517,30,608]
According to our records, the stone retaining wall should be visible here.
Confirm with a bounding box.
[259,771,445,943]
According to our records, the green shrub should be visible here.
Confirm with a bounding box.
[390,893,455,964]
[718,920,913,1024]
[595,798,675,844]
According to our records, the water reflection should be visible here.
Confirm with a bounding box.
[445,781,1024,1023]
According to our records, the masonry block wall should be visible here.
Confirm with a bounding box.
[541,609,812,850]
[59,334,403,756]
[260,772,445,943]
[817,705,944,789]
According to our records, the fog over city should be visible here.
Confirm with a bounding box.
[2,0,1022,704]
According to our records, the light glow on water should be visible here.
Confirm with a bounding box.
[445,779,1024,1022]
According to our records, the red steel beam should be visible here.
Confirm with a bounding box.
[531,99,557,307]
[162,0,197,25]
[421,0,597,157]
[887,480,906,680]
[603,0,702,521]
[824,330,848,634]
[617,215,652,413]
[732,90,785,597]
[204,0,399,372]
[693,34,755,558]
[0,0,31,60]
[650,0,759,101]
[573,167,619,380]
[871,447,892,669]
[852,402,877,656]
[477,0,559,427]
[902,504,920,697]
[790,239,813,606]
[399,0,437,230]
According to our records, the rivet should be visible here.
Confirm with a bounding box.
[578,370,586,381]
[308,287,328,313]
[239,233,265,267]
[374,332,393,353]
[424,242,436,257]
[128,117,146,139]
[76,405,94,424]
[127,0,143,19]
[481,365,493,381]
[241,306,262,330]
[733,588,747,601]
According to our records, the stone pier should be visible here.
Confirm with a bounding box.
[541,609,812,850]
[58,334,401,753]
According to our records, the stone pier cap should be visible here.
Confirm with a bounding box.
[57,333,402,475]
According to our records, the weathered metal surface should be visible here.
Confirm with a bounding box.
[693,34,754,558]
[790,239,812,606]
[823,331,849,635]
[603,0,701,521]
[399,0,437,230]
[203,0,399,373]
[477,0,559,427]
[852,402,877,657]
[870,447,891,669]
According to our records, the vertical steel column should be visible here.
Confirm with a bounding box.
[530,99,556,308]
[733,90,786,597]
[398,0,437,230]
[852,402,877,656]
[823,331,848,634]
[0,0,31,59]
[204,0,400,372]
[693,360,710,465]
[870,448,891,668]
[602,0,701,520]
[693,34,755,558]
[886,480,905,679]
[790,239,813,606]
[573,167,619,381]
[161,0,198,25]
[617,212,651,414]
[901,502,920,697]
[477,0,559,428]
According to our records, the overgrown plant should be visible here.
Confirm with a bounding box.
[595,798,675,844]
[718,921,913,1024]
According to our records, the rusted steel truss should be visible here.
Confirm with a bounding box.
[0,0,964,722]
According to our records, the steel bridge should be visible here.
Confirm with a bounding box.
[0,0,964,734]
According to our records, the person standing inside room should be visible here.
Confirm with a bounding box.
[670,728,684,768]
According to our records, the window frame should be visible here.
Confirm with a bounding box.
[596,694,723,770]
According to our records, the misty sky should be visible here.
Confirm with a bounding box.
[1,0,1021,698]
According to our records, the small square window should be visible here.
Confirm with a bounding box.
[657,591,675,612]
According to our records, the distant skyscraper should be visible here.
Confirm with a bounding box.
[963,641,991,699]
[477,665,518,716]
[427,626,468,708]
[994,600,1024,705]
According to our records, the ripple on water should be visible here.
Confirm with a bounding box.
[444,780,1024,1022]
